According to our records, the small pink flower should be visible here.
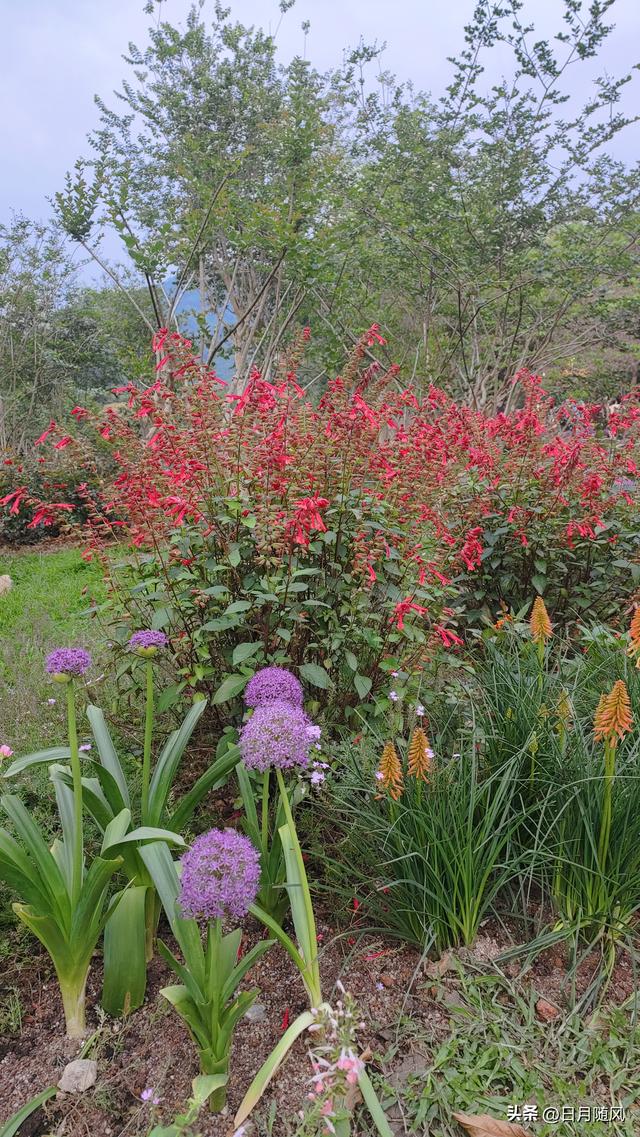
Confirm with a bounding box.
[0,745,13,759]
[79,743,92,752]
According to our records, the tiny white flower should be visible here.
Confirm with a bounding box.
[416,703,425,716]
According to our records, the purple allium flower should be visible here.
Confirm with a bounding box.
[310,769,325,786]
[45,648,92,680]
[239,700,314,772]
[129,630,168,656]
[244,666,303,709]
[179,829,260,922]
[306,723,322,741]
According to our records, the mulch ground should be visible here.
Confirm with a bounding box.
[0,909,636,1137]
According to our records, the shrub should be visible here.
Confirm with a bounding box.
[15,328,456,721]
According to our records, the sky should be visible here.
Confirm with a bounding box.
[2,0,639,229]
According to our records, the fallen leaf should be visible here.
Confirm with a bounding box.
[424,950,454,979]
[453,1111,530,1137]
[535,997,560,1022]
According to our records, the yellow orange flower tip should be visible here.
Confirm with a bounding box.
[629,607,640,656]
[408,727,433,782]
[377,741,404,801]
[593,679,633,748]
[529,596,552,644]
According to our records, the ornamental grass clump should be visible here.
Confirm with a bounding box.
[140,830,270,1113]
[0,648,123,1037]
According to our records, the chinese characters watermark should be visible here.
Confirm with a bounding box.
[507,1104,626,1123]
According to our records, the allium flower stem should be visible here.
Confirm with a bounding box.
[66,682,83,904]
[261,770,270,851]
[141,659,154,822]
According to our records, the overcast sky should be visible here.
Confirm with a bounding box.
[2,0,639,227]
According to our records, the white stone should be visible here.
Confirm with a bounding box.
[58,1059,98,1093]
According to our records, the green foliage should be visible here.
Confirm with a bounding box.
[320,738,533,952]
[372,972,639,1137]
[140,841,274,1113]
[0,1086,57,1137]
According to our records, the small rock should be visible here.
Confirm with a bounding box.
[243,1003,267,1023]
[535,997,560,1022]
[0,575,13,596]
[58,1059,98,1093]
[379,972,395,988]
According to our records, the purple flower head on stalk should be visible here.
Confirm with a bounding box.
[179,829,260,922]
[244,666,303,709]
[239,700,315,772]
[129,630,168,657]
[45,648,92,683]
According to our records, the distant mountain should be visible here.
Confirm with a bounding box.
[171,284,235,383]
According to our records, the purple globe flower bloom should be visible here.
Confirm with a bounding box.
[45,648,92,682]
[129,630,168,656]
[239,699,314,772]
[244,666,303,709]
[178,829,260,922]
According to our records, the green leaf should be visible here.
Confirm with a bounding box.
[147,698,208,825]
[191,1074,229,1107]
[233,1010,316,1128]
[212,674,248,704]
[102,885,148,1017]
[224,600,252,615]
[2,747,71,779]
[358,1069,395,1137]
[86,705,130,808]
[345,651,358,671]
[299,663,332,690]
[228,544,241,567]
[531,574,546,594]
[168,745,239,834]
[0,1087,57,1137]
[354,674,372,699]
[232,641,263,666]
[157,684,183,712]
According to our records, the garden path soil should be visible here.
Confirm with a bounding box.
[0,914,635,1137]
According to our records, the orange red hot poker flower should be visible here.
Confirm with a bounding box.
[377,741,403,801]
[593,680,633,749]
[628,607,640,667]
[407,727,433,782]
[529,597,552,644]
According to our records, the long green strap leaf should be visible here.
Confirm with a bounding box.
[139,843,205,990]
[168,744,239,833]
[1,795,70,928]
[358,1069,395,1137]
[147,699,208,825]
[87,704,130,807]
[233,1010,316,1129]
[3,748,71,778]
[0,1086,57,1137]
[102,885,148,1017]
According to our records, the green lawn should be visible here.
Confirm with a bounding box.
[0,547,107,754]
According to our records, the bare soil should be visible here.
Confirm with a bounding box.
[0,911,635,1137]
